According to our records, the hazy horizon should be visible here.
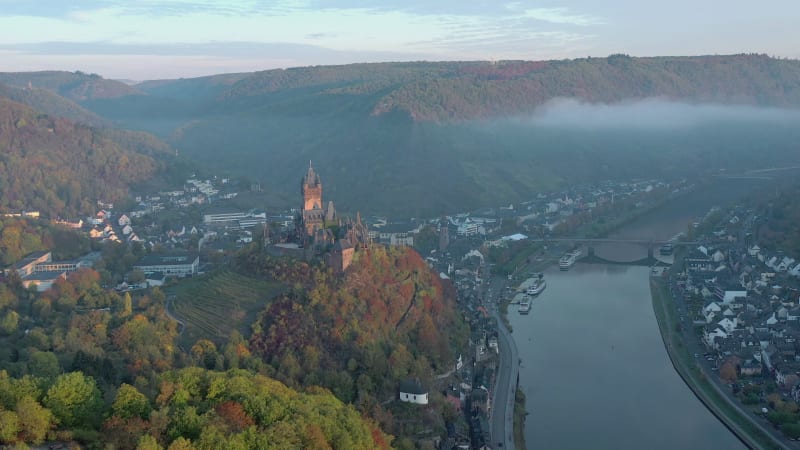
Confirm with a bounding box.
[1,0,798,79]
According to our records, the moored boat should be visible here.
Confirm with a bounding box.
[559,251,578,270]
[526,278,547,296]
[519,297,532,314]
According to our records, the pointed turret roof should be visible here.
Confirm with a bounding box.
[304,160,320,186]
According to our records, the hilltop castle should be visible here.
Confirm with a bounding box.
[296,162,369,272]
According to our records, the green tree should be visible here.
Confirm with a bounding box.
[167,437,196,450]
[0,310,19,335]
[15,395,54,444]
[43,371,104,427]
[0,410,19,444]
[27,351,61,379]
[136,434,164,450]
[0,283,17,309]
[113,383,151,419]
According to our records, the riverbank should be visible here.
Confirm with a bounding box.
[513,389,527,450]
[649,276,784,450]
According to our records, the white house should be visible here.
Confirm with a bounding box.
[766,256,779,270]
[766,313,779,326]
[704,326,728,349]
[717,317,738,333]
[399,379,429,405]
[703,302,722,323]
[777,257,796,273]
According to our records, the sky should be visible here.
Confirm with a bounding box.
[0,0,798,80]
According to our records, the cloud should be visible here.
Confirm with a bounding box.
[0,0,605,78]
[521,8,604,26]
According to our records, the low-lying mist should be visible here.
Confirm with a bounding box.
[523,98,800,130]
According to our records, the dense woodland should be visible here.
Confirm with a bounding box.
[0,97,170,217]
[0,82,109,127]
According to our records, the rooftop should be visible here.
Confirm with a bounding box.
[135,253,198,266]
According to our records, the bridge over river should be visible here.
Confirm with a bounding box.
[528,237,699,266]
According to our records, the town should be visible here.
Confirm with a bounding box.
[2,161,702,449]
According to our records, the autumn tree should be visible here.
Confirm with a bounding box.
[719,360,738,383]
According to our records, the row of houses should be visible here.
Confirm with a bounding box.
[679,208,800,395]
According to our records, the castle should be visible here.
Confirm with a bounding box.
[297,162,369,272]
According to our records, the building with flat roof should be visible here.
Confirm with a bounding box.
[133,253,199,277]
[22,270,67,292]
[6,251,52,277]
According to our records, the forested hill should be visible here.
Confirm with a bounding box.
[130,54,800,122]
[0,82,109,127]
[0,70,139,102]
[8,55,800,122]
[0,97,170,217]
[240,245,468,440]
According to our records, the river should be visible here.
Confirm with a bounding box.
[510,179,769,449]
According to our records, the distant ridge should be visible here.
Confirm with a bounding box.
[5,54,798,216]
[130,54,800,122]
[0,81,109,127]
[0,70,140,101]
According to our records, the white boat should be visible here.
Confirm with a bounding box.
[526,278,546,296]
[519,297,532,314]
[559,252,577,270]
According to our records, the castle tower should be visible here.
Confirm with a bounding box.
[302,161,322,212]
[302,161,324,236]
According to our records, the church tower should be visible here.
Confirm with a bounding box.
[301,161,324,236]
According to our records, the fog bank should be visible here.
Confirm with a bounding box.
[524,98,800,129]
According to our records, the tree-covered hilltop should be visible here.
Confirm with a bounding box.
[0,97,171,217]
[0,82,109,127]
[0,70,140,102]
[126,55,800,123]
[240,245,469,439]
